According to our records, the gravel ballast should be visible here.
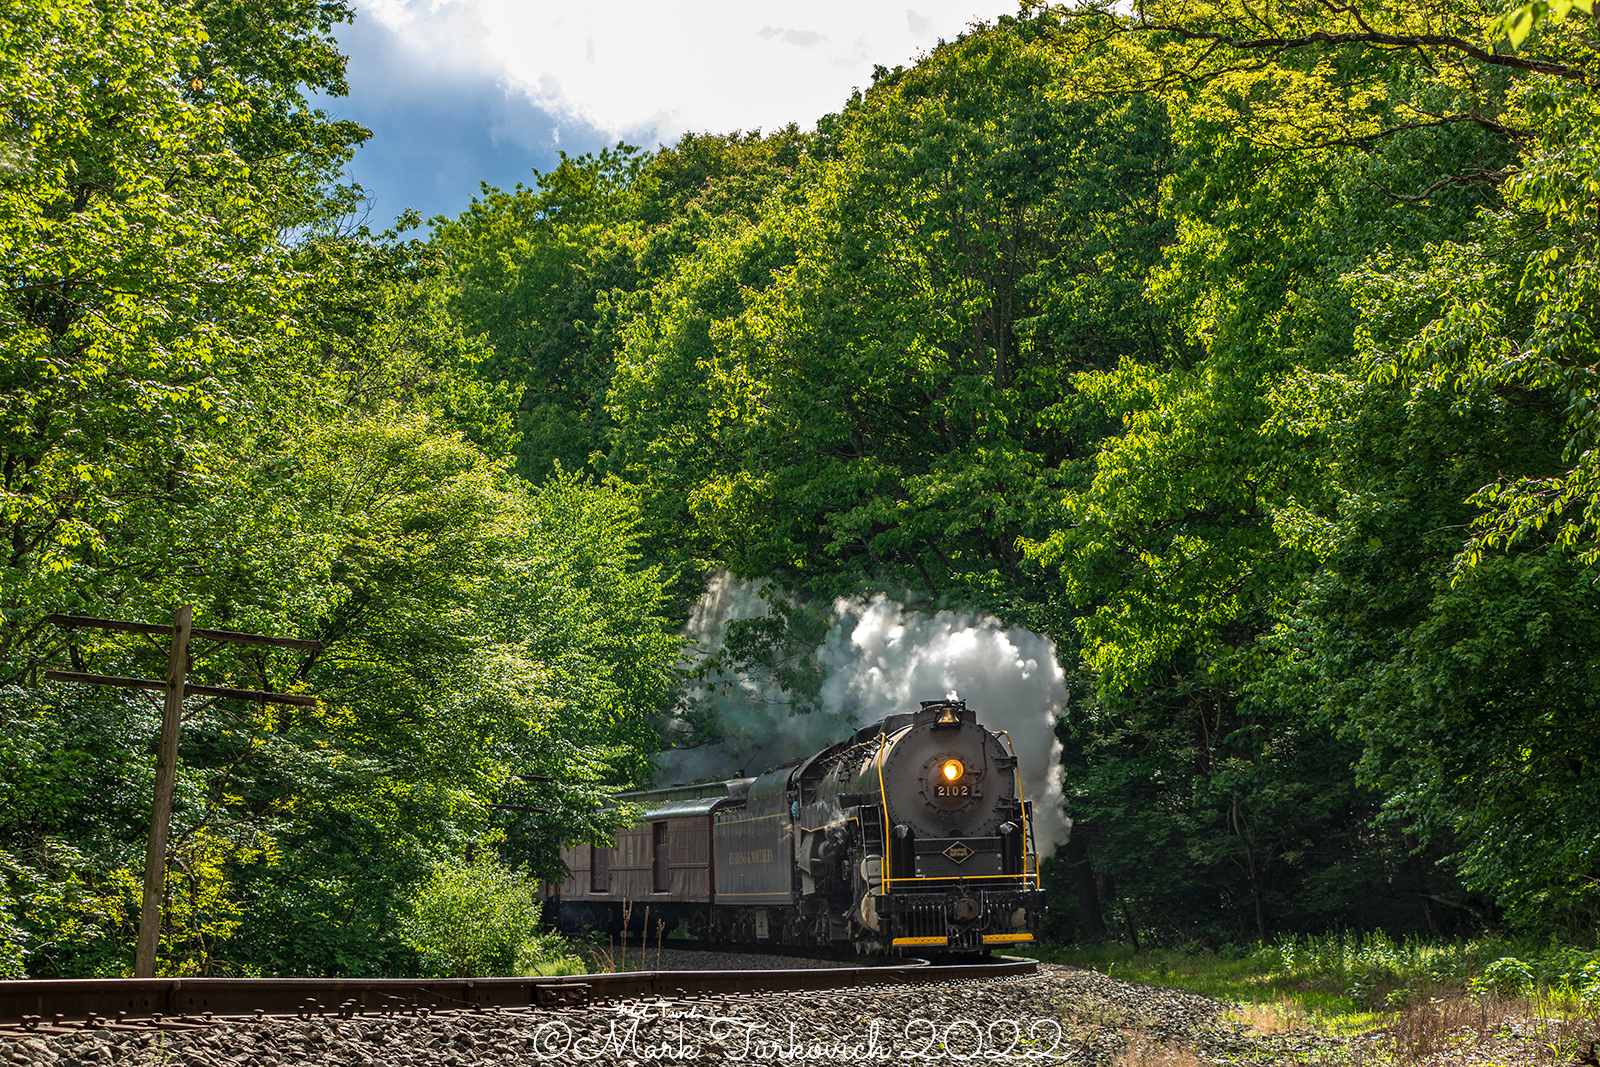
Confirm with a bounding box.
[0,963,1568,1065]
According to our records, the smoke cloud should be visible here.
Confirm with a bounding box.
[657,572,862,784]
[656,573,1070,857]
[819,596,1070,856]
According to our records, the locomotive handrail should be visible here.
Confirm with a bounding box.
[872,873,1041,882]
[999,730,1043,891]
[876,731,892,891]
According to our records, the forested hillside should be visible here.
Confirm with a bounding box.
[4,0,1600,976]
[0,0,678,977]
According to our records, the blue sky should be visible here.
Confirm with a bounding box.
[324,0,1018,224]
[324,8,611,225]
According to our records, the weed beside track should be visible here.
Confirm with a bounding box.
[1029,933,1600,1065]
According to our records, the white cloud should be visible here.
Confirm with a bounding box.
[759,26,829,48]
[356,0,1014,141]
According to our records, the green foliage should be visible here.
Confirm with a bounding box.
[0,0,678,979]
[1006,0,1600,940]
[1038,931,1600,1022]
[1475,956,1538,997]
[432,129,813,485]
[2,404,676,976]
[0,834,140,978]
[1499,0,1596,48]
[605,15,1173,628]
[0,0,366,674]
[398,852,565,978]
[431,145,652,480]
[0,872,21,979]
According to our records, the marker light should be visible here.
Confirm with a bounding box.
[941,759,964,782]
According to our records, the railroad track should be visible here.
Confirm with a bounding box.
[0,956,1037,1035]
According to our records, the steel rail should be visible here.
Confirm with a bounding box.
[0,956,1037,1030]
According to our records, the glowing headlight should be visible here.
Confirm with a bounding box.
[941,759,964,782]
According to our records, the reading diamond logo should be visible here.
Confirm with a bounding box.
[943,841,975,864]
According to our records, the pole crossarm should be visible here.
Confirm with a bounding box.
[43,670,317,707]
[46,613,324,651]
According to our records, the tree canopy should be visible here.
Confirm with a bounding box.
[0,0,678,977]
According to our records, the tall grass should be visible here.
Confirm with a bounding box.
[1039,932,1600,1008]
[1031,931,1600,1051]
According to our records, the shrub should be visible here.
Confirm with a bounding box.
[0,839,141,977]
[399,853,564,977]
[1472,956,1535,997]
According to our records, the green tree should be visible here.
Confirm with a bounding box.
[432,129,813,484]
[1026,0,1598,936]
[0,0,365,678]
[4,417,679,975]
[433,146,654,480]
[1265,233,1599,931]
[606,13,1173,633]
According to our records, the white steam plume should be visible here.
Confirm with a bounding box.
[656,573,1070,858]
[656,572,863,784]
[819,596,1070,858]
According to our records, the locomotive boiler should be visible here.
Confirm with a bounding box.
[547,699,1045,953]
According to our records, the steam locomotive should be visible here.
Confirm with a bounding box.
[546,700,1044,953]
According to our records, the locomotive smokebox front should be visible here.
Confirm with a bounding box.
[878,702,1015,843]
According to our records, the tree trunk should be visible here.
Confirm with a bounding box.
[1230,796,1268,941]
[1066,832,1107,939]
[1406,835,1443,937]
[1119,899,1141,953]
[1250,859,1267,942]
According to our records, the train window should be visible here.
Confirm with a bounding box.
[590,844,610,893]
[653,823,669,892]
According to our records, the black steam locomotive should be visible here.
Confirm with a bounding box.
[546,700,1044,953]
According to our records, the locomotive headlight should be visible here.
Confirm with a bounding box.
[941,758,965,782]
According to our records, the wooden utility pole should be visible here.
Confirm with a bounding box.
[45,609,321,978]
[137,604,193,980]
